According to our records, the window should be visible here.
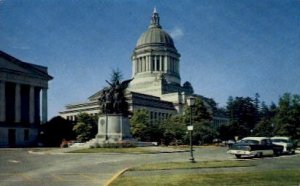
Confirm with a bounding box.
[24,129,29,141]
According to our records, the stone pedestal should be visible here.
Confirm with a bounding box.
[96,114,131,143]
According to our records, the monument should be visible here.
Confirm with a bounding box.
[95,79,132,144]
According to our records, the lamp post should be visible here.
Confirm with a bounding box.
[187,96,196,163]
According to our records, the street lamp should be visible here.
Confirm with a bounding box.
[187,96,196,163]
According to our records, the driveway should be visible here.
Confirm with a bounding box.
[0,146,298,186]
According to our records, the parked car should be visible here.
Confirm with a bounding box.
[271,136,296,154]
[227,137,283,159]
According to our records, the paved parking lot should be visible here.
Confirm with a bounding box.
[0,147,299,186]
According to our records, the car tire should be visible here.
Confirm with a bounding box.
[291,150,295,155]
[256,152,263,158]
[273,150,281,156]
[235,154,242,159]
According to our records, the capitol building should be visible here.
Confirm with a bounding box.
[60,9,227,127]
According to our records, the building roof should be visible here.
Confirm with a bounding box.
[136,9,175,49]
[0,50,53,80]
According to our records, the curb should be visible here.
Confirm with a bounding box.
[105,168,129,186]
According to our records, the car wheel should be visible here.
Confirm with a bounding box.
[291,150,295,155]
[273,150,281,156]
[256,152,263,158]
[235,154,242,159]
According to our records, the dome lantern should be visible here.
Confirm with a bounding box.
[149,8,161,29]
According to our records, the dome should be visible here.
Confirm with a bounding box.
[136,27,174,48]
[136,9,175,48]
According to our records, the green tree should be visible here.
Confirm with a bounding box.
[273,93,300,139]
[161,115,186,145]
[130,109,150,141]
[226,96,258,138]
[253,101,277,137]
[73,113,98,142]
[110,68,123,84]
[185,97,217,144]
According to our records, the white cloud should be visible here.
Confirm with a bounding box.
[169,27,184,40]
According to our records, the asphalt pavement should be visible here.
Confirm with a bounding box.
[0,146,299,186]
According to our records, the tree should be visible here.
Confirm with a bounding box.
[110,68,123,84]
[161,115,186,145]
[253,101,277,137]
[41,116,74,146]
[185,97,217,144]
[273,93,300,139]
[226,96,258,138]
[130,109,150,141]
[73,113,98,142]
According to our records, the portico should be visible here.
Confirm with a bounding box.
[0,50,52,147]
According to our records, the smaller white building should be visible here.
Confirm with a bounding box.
[0,50,52,147]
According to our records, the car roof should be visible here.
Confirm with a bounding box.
[242,137,269,141]
[271,136,290,140]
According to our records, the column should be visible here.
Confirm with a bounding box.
[0,80,5,122]
[132,60,136,76]
[149,55,153,72]
[140,57,143,72]
[160,56,163,71]
[164,55,169,72]
[135,59,137,74]
[142,57,145,72]
[15,83,21,123]
[29,86,35,124]
[137,59,139,73]
[145,56,149,71]
[41,88,48,124]
[154,56,157,71]
[139,58,142,73]
[144,57,147,71]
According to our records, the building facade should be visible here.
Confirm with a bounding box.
[0,50,52,147]
[60,10,226,126]
[60,9,192,121]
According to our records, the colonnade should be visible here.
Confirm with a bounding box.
[0,80,48,125]
[133,55,179,75]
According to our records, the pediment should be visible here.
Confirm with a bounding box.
[0,51,52,80]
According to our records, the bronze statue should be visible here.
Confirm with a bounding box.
[98,79,131,116]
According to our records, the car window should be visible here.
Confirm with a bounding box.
[272,139,288,143]
[266,139,272,145]
[241,140,259,144]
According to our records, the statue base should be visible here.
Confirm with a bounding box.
[95,114,132,144]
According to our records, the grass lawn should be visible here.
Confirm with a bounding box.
[110,161,300,186]
[68,147,159,154]
[130,160,256,171]
[110,169,300,186]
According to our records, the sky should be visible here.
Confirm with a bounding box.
[0,0,300,118]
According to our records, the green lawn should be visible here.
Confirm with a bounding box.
[110,161,300,186]
[110,169,300,186]
[130,160,256,171]
[68,147,159,154]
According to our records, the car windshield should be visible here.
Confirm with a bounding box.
[272,139,288,143]
[240,139,259,144]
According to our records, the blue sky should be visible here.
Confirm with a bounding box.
[0,0,299,118]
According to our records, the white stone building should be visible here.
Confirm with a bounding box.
[60,10,227,126]
[0,50,52,147]
[60,10,193,121]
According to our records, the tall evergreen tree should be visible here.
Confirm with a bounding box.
[273,93,300,139]
[226,97,257,138]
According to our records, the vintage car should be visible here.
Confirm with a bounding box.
[271,136,296,154]
[227,137,283,159]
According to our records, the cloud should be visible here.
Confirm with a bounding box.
[169,27,184,40]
